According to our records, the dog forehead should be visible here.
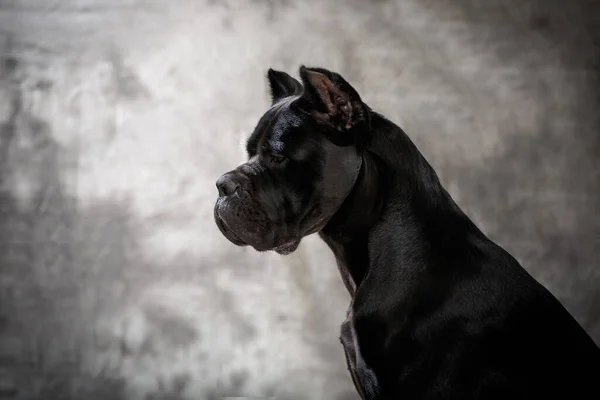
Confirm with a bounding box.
[252,97,306,150]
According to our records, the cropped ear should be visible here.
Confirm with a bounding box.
[267,68,303,104]
[298,66,369,132]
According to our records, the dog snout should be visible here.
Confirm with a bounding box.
[216,173,241,197]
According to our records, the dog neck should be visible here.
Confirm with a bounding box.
[319,143,386,295]
[319,112,484,298]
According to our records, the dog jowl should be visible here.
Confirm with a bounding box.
[214,67,369,255]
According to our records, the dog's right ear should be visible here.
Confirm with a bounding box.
[296,66,370,146]
[267,68,303,104]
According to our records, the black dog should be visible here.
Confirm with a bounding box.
[213,66,600,399]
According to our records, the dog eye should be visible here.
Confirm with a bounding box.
[269,153,286,164]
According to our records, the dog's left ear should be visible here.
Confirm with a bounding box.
[267,68,303,104]
[298,66,369,132]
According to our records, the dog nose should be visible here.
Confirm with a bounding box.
[216,173,240,197]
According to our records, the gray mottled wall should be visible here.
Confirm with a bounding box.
[0,0,599,399]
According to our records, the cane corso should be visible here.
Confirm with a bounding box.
[213,66,600,399]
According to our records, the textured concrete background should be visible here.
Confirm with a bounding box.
[0,0,599,399]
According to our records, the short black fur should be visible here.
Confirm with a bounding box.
[214,66,600,399]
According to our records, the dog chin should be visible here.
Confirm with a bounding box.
[273,240,301,255]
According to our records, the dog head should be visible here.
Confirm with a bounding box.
[214,66,370,254]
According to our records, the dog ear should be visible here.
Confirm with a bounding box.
[298,66,369,132]
[267,68,303,104]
